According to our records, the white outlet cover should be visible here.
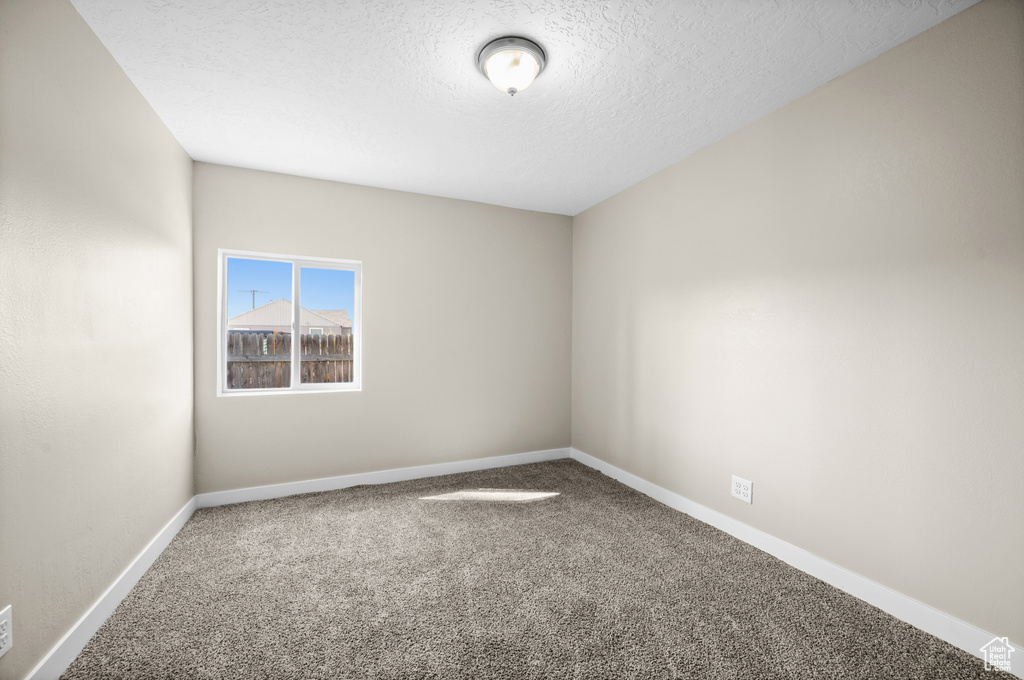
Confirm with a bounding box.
[732,475,753,504]
[0,604,12,659]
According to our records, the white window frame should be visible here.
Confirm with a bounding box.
[217,248,362,396]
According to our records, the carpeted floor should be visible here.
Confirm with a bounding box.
[62,460,997,679]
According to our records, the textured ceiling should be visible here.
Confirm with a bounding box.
[69,0,978,216]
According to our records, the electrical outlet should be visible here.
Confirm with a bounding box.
[0,605,11,659]
[732,475,752,504]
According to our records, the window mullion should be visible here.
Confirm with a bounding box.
[291,261,301,389]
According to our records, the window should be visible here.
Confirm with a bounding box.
[218,249,361,395]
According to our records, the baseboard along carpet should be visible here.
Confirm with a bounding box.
[62,460,997,679]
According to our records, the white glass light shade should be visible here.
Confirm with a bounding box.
[478,37,546,96]
[484,49,540,95]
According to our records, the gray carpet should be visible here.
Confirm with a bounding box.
[62,460,997,679]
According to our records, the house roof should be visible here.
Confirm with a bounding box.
[227,299,345,329]
[312,310,351,328]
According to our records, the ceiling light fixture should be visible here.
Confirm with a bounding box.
[477,36,546,97]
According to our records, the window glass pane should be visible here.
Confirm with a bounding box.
[300,267,355,384]
[225,257,293,389]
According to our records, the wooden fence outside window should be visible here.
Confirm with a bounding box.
[225,331,353,389]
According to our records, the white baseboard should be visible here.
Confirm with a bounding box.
[30,447,571,679]
[26,497,198,680]
[569,447,1023,679]
[195,447,571,508]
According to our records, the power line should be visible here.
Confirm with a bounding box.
[238,290,269,310]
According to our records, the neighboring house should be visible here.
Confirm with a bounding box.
[227,299,351,335]
[312,309,352,335]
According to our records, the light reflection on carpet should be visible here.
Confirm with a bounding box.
[419,488,560,502]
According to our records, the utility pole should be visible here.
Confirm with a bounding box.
[238,290,269,310]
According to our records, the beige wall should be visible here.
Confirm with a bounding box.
[573,0,1023,644]
[193,163,571,493]
[0,0,195,678]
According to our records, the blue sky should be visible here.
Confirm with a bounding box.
[226,257,354,320]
